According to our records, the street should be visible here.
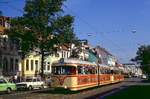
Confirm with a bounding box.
[0,78,146,99]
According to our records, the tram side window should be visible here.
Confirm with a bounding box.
[85,66,90,74]
[100,69,104,74]
[88,66,97,74]
[100,69,108,74]
[105,69,111,74]
[111,70,114,74]
[111,70,120,74]
[113,70,117,74]
[77,66,85,74]
[115,70,121,74]
[77,66,97,74]
[52,66,76,75]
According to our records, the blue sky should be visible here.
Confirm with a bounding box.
[1,0,150,63]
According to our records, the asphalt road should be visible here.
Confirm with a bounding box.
[0,78,145,99]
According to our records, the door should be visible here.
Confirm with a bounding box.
[32,78,38,88]
[37,78,42,88]
[0,78,7,92]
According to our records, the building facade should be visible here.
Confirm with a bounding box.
[94,46,117,66]
[0,16,10,34]
[19,52,41,77]
[0,16,20,76]
[123,63,143,76]
[20,44,73,77]
[44,44,73,74]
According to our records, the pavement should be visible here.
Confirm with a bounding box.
[0,78,149,99]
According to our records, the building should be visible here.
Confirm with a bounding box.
[94,46,117,66]
[44,54,60,75]
[88,49,98,63]
[78,40,90,61]
[0,16,20,76]
[0,16,10,34]
[123,63,143,76]
[19,52,41,77]
[20,44,74,77]
[44,44,73,74]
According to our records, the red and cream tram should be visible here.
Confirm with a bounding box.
[51,59,124,91]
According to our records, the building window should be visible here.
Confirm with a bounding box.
[35,60,38,70]
[64,52,66,58]
[31,60,34,71]
[43,62,46,70]
[62,51,63,58]
[0,18,3,26]
[3,38,7,42]
[47,62,50,71]
[15,59,18,72]
[47,65,50,71]
[55,53,59,57]
[10,58,13,72]
[67,52,69,58]
[3,58,8,72]
[26,60,29,71]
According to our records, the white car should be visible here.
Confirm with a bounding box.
[16,77,45,90]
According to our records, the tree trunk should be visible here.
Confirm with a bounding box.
[41,49,44,78]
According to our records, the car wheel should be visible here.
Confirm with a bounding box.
[7,88,11,94]
[40,85,44,89]
[28,86,33,90]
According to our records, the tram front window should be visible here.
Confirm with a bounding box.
[52,66,76,75]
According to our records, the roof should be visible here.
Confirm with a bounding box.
[0,26,5,33]
[0,16,10,20]
[95,46,114,56]
[123,63,135,65]
[0,16,10,34]
[58,44,71,51]
[53,58,97,66]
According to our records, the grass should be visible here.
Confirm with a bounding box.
[105,85,150,99]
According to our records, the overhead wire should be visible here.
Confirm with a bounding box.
[63,4,142,63]
[63,4,128,53]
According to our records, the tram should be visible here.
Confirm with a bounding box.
[51,59,124,91]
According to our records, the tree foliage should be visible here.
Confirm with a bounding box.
[5,0,79,77]
[132,45,150,73]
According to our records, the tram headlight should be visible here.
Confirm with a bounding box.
[64,86,67,89]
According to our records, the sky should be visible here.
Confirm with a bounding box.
[1,0,150,63]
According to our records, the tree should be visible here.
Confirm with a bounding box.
[5,0,78,77]
[132,45,150,74]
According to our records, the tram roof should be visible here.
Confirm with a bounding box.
[53,58,97,66]
[98,64,111,69]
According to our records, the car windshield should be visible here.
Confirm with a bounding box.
[52,66,76,75]
[0,78,7,84]
[26,78,32,82]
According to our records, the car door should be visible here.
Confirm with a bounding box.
[0,78,7,92]
[37,78,42,87]
[32,78,37,88]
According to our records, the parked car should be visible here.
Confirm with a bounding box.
[0,77,16,93]
[16,77,45,90]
